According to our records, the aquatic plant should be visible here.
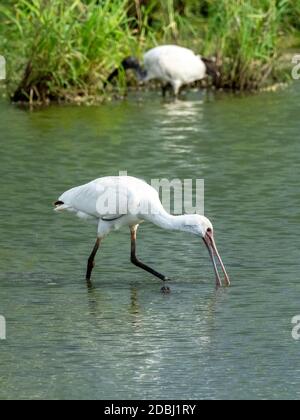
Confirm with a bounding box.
[0,0,141,103]
[0,0,299,103]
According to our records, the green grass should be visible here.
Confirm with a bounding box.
[0,0,143,103]
[170,0,299,90]
[202,0,284,90]
[0,0,299,103]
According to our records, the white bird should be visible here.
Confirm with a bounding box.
[54,176,230,289]
[106,45,220,97]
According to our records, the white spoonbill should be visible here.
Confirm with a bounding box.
[105,45,220,97]
[54,176,230,289]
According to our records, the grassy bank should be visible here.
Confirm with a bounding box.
[0,0,299,104]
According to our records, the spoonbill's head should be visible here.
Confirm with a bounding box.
[184,214,230,287]
[182,214,212,236]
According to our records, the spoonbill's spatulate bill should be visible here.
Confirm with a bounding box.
[54,176,230,288]
[106,45,220,97]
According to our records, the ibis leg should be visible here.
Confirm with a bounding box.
[86,238,101,283]
[162,83,172,98]
[130,226,170,284]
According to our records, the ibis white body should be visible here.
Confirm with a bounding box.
[143,45,207,95]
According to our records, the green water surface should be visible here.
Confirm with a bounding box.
[0,85,299,400]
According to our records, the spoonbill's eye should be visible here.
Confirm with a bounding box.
[206,228,212,234]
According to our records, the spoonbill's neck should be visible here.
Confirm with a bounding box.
[146,210,192,233]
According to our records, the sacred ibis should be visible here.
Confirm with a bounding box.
[105,45,220,97]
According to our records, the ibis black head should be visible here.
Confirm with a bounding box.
[104,56,147,87]
[121,56,147,80]
[202,57,221,85]
[121,56,140,71]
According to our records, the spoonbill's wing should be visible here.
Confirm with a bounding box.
[58,179,107,218]
[58,176,158,219]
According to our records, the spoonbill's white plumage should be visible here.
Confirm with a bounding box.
[106,45,220,97]
[54,176,230,289]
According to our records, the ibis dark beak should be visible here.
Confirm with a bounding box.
[203,230,230,287]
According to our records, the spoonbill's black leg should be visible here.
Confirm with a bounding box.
[86,238,101,284]
[130,226,170,293]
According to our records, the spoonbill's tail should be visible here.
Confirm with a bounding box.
[53,201,69,212]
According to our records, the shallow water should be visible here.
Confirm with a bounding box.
[0,85,299,400]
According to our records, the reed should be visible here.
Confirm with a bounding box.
[0,0,141,103]
[0,0,299,103]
